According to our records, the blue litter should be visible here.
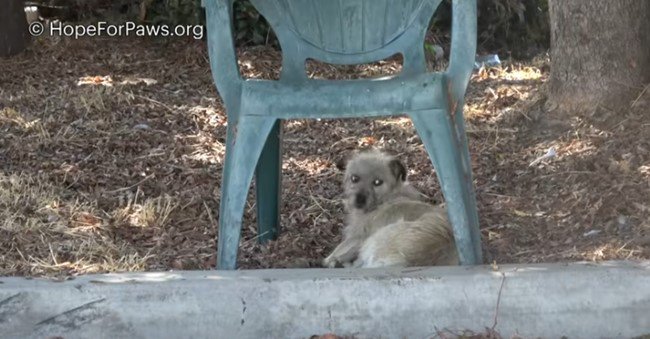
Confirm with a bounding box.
[474,54,501,69]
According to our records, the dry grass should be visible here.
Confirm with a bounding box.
[0,171,153,276]
[0,34,648,277]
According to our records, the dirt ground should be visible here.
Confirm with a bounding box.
[1,35,648,277]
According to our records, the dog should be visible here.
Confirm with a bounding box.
[322,149,459,268]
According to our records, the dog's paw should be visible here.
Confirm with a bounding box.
[342,261,355,268]
[322,256,343,268]
[322,256,335,268]
[283,258,312,269]
[351,258,365,268]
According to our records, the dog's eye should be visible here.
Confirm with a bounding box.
[350,175,360,183]
[373,179,383,186]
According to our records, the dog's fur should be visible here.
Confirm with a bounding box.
[322,149,459,268]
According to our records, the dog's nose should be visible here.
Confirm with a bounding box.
[354,194,367,208]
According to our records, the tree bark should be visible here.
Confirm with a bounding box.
[547,0,650,114]
[0,0,30,57]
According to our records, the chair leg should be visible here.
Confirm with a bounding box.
[217,116,278,270]
[255,120,283,244]
[452,108,483,263]
[410,109,483,265]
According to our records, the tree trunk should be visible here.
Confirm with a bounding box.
[0,0,30,57]
[547,0,650,114]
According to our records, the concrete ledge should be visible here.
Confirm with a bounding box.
[1,261,649,339]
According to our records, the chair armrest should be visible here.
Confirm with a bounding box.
[203,0,243,108]
[446,0,477,108]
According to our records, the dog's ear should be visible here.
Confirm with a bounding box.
[388,158,407,181]
[335,157,347,171]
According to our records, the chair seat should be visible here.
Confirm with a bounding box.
[240,72,447,119]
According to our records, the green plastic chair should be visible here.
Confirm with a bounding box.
[202,0,482,270]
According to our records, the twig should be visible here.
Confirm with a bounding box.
[105,174,154,193]
[630,83,649,108]
[533,171,596,180]
[136,94,175,113]
[465,128,517,134]
[492,272,506,330]
[203,201,215,227]
[309,191,332,217]
[528,147,556,167]
[483,192,517,198]
[513,249,535,256]
[48,244,58,266]
[611,117,629,130]
[241,230,271,246]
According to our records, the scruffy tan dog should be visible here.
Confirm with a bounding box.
[322,149,459,268]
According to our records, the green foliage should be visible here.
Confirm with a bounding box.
[232,0,275,46]
[138,0,276,46]
[477,0,549,57]
[138,0,548,54]
[58,0,548,56]
[429,0,549,59]
[144,0,204,26]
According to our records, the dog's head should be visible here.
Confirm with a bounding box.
[336,149,407,213]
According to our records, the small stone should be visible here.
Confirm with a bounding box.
[583,229,601,237]
[617,215,632,234]
[133,123,151,130]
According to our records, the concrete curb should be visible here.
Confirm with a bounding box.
[1,260,649,339]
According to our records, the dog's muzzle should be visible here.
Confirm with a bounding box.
[354,193,367,209]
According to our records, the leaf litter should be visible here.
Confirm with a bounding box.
[0,35,648,278]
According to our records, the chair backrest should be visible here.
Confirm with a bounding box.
[250,0,443,80]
